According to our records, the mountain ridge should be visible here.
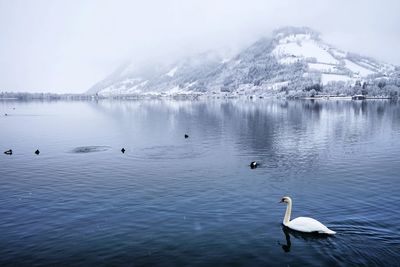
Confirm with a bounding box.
[88,26,399,97]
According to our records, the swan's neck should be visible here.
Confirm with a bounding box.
[283,200,292,225]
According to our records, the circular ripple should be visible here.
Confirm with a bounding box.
[70,146,110,154]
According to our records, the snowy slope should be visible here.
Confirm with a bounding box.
[273,34,339,65]
[166,66,178,77]
[344,59,375,76]
[271,28,395,85]
[321,74,352,84]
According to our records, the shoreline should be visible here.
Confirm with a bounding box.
[0,93,397,101]
[301,96,393,100]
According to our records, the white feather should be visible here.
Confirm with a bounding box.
[285,217,336,234]
[281,196,336,235]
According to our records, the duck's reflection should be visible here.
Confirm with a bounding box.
[279,226,332,253]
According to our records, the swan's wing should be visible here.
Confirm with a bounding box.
[287,217,335,234]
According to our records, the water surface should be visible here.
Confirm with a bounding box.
[1,99,400,266]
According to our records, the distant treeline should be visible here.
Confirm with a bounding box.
[0,92,102,100]
[279,75,400,99]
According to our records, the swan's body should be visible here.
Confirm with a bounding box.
[280,196,336,235]
[285,217,335,234]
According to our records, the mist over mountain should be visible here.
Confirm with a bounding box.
[88,27,399,97]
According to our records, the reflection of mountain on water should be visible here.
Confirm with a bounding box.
[88,99,400,170]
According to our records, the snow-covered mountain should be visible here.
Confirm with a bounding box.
[88,27,397,96]
[271,28,394,84]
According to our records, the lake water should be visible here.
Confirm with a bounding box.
[1,99,400,266]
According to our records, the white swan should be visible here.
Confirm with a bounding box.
[280,196,336,235]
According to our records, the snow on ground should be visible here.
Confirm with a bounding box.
[357,60,380,71]
[329,49,346,59]
[187,81,198,87]
[273,35,339,64]
[321,74,353,85]
[355,59,395,73]
[221,57,231,63]
[120,78,142,84]
[166,85,192,94]
[99,86,122,96]
[166,85,180,94]
[278,34,311,44]
[162,86,196,96]
[278,57,301,64]
[344,59,375,77]
[308,63,338,73]
[234,59,242,65]
[166,66,178,77]
[126,80,148,93]
[99,78,147,95]
[269,81,289,90]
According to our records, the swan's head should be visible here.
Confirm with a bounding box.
[280,196,292,204]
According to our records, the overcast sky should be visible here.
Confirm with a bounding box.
[1,0,399,93]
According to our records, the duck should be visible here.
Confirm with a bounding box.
[4,149,12,155]
[250,161,258,169]
[35,149,40,155]
[184,134,189,139]
[280,196,336,235]
[121,148,126,153]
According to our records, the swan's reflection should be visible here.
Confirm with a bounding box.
[279,226,292,252]
[279,226,332,253]
[280,226,291,252]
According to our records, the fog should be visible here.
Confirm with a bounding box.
[0,0,399,93]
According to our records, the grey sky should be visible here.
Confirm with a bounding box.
[1,0,399,93]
